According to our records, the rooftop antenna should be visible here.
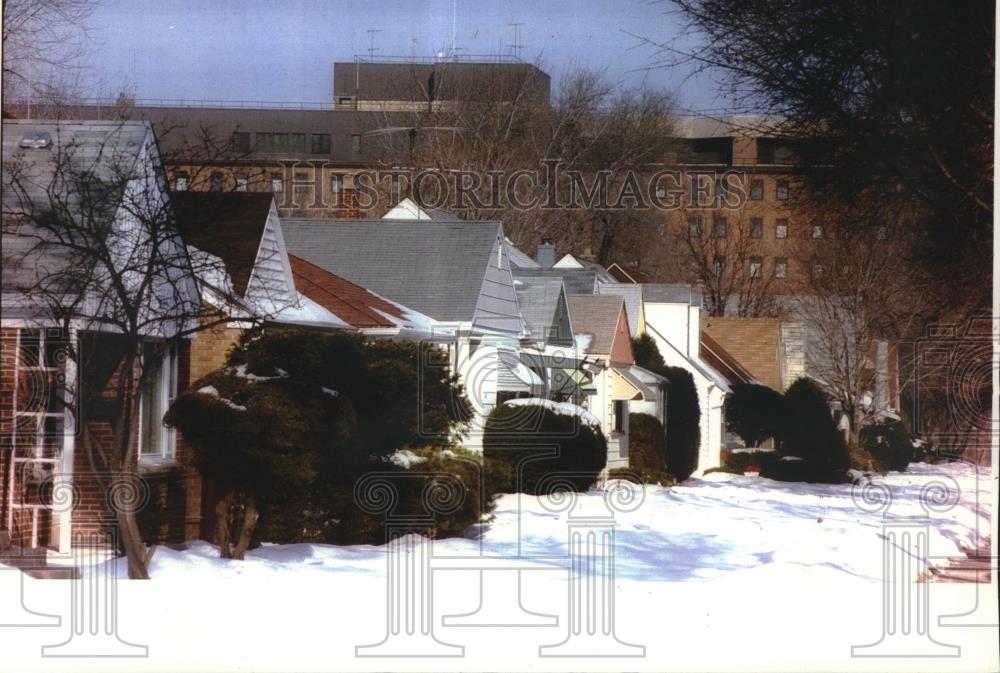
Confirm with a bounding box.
[508,22,524,60]
[366,29,382,59]
[451,0,457,58]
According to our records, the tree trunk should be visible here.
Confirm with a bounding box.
[216,494,233,559]
[116,507,150,580]
[231,495,259,561]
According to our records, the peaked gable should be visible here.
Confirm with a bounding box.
[609,302,635,365]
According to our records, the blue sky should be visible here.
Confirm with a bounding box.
[77,0,724,112]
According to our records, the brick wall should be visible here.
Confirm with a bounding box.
[1,327,208,549]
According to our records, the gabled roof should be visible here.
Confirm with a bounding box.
[567,294,628,356]
[642,283,704,306]
[171,192,274,295]
[511,267,599,295]
[596,282,643,336]
[554,253,616,282]
[505,238,541,269]
[513,275,572,345]
[281,218,520,331]
[2,120,154,297]
[606,263,651,284]
[382,197,459,221]
[289,254,431,330]
[700,330,758,386]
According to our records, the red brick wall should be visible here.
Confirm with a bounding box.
[1,328,206,549]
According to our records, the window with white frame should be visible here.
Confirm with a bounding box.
[139,343,178,461]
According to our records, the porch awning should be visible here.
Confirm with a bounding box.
[610,364,656,401]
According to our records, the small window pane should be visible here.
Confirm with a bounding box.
[271,172,284,193]
[776,180,789,200]
[210,171,224,192]
[750,218,763,238]
[236,175,248,192]
[174,172,188,191]
[687,217,702,238]
[749,256,763,278]
[311,134,331,154]
[714,255,726,276]
[775,219,788,239]
[750,179,763,200]
[811,224,823,239]
[231,132,251,153]
[774,257,787,279]
[713,218,727,238]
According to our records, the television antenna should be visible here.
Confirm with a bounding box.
[366,29,383,59]
[508,22,524,59]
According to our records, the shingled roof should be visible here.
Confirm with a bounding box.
[171,192,274,295]
[700,330,758,386]
[567,294,628,356]
[514,275,573,345]
[289,254,431,329]
[2,120,154,298]
[281,218,522,332]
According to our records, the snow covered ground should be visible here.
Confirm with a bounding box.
[3,460,997,672]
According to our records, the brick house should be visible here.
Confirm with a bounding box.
[1,120,204,553]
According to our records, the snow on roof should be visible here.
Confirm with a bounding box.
[503,397,602,429]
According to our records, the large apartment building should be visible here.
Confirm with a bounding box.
[3,57,550,219]
[642,116,830,298]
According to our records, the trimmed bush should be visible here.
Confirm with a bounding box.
[779,378,849,481]
[627,413,673,484]
[725,383,784,448]
[483,403,607,494]
[166,329,477,553]
[632,333,670,377]
[663,366,701,481]
[860,419,914,472]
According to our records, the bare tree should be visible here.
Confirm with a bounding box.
[788,211,927,444]
[364,64,679,268]
[2,121,286,577]
[2,0,101,108]
[670,201,778,317]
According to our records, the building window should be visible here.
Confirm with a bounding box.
[749,256,763,278]
[139,343,178,461]
[174,171,188,191]
[775,219,788,239]
[687,216,703,238]
[776,180,789,201]
[270,172,284,194]
[812,261,824,279]
[713,217,728,238]
[210,171,224,192]
[811,224,823,239]
[613,400,626,433]
[311,133,331,154]
[713,255,726,276]
[750,179,763,200]
[351,134,361,158]
[774,257,787,278]
[750,217,763,239]
[235,175,248,192]
[230,132,251,153]
[257,132,304,154]
[714,177,728,204]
